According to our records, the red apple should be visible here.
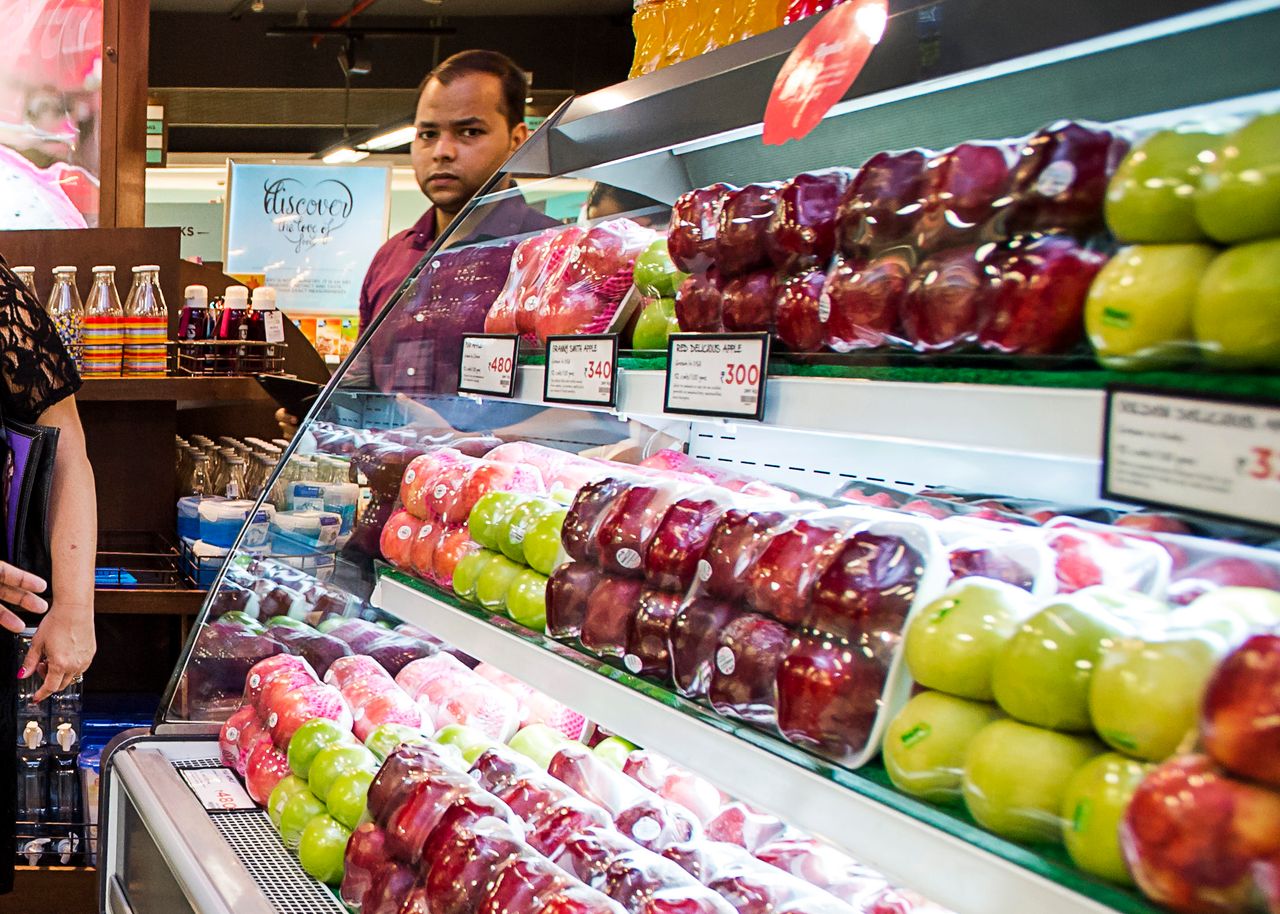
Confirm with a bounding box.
[980,234,1106,354]
[602,848,703,909]
[526,796,616,858]
[625,589,685,677]
[595,485,675,577]
[581,576,647,659]
[552,825,640,890]
[777,633,891,764]
[383,773,479,863]
[362,863,419,914]
[702,510,792,603]
[916,141,1018,253]
[547,563,605,641]
[775,269,829,352]
[423,816,524,914]
[716,183,783,277]
[1169,557,1280,606]
[381,509,422,569]
[767,168,858,272]
[821,250,911,352]
[704,803,788,852]
[1202,634,1280,787]
[537,884,630,914]
[496,773,576,822]
[670,184,737,274]
[708,613,792,725]
[340,824,389,909]
[1005,120,1130,236]
[675,272,725,333]
[1120,754,1280,913]
[806,532,924,641]
[368,743,466,827]
[721,270,781,334]
[469,745,541,796]
[480,853,575,914]
[837,149,931,254]
[900,244,1000,351]
[747,519,847,625]
[614,798,700,852]
[563,478,631,564]
[645,498,729,592]
[669,598,739,699]
[639,886,737,914]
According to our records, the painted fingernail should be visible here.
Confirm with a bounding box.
[17,667,28,679]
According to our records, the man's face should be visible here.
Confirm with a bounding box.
[411,72,528,216]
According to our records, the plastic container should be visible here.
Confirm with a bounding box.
[270,509,342,555]
[198,499,266,548]
[190,540,231,587]
[288,480,360,534]
[216,285,250,341]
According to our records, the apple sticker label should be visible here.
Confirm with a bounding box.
[1036,161,1076,198]
[631,815,662,843]
[510,524,526,545]
[624,654,643,674]
[404,469,416,484]
[697,560,712,583]
[397,525,412,541]
[224,727,239,742]
[716,647,736,676]
[817,291,832,324]
[615,548,642,570]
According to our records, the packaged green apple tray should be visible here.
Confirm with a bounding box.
[499,108,1280,381]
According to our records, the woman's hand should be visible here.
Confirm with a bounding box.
[0,562,48,632]
[22,603,95,701]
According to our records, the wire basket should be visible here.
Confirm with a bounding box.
[95,532,183,589]
[172,340,287,377]
[178,537,336,588]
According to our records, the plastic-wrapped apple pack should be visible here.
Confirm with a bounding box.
[321,617,439,676]
[670,184,738,274]
[899,244,1002,352]
[819,249,912,353]
[837,149,932,256]
[716,183,782,277]
[913,141,1018,254]
[187,620,286,714]
[767,168,858,273]
[1040,518,1173,596]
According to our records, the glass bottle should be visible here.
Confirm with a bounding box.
[46,266,84,372]
[12,266,37,299]
[82,266,124,377]
[223,457,248,500]
[123,265,168,377]
[191,453,211,497]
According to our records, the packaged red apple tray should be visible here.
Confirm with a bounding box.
[485,217,658,344]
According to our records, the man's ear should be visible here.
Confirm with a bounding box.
[510,121,531,152]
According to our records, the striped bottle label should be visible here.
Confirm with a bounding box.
[82,315,123,376]
[123,316,169,376]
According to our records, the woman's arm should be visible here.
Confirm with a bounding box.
[20,394,96,701]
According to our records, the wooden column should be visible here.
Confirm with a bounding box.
[99,0,149,228]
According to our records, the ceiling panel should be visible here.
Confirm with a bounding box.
[150,0,633,16]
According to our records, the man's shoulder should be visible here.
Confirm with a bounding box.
[373,226,419,260]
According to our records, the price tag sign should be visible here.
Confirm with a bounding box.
[664,333,770,421]
[1103,386,1280,529]
[179,767,256,812]
[543,335,619,407]
[458,334,519,398]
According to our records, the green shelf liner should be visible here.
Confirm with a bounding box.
[380,567,1168,914]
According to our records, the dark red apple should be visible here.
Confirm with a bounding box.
[603,848,703,910]
[615,798,700,852]
[949,547,1035,591]
[837,149,930,254]
[340,824,390,909]
[552,826,640,890]
[361,863,419,914]
[669,184,737,274]
[1120,754,1280,914]
[547,563,605,640]
[645,498,729,592]
[776,634,890,763]
[706,854,822,914]
[702,510,792,603]
[767,168,858,272]
[1005,120,1130,236]
[915,141,1018,252]
[581,575,647,659]
[423,816,524,914]
[708,613,793,725]
[547,744,645,815]
[640,886,738,914]
[368,743,466,826]
[899,244,1000,351]
[563,478,631,564]
[495,773,576,822]
[625,589,685,678]
[1202,634,1280,787]
[806,532,924,641]
[675,271,725,334]
[479,853,574,914]
[716,183,783,277]
[469,745,541,796]
[383,772,479,863]
[721,269,781,334]
[536,883,629,914]
[979,234,1105,354]
[669,598,740,699]
[704,803,788,853]
[595,485,674,577]
[526,796,616,858]
[821,250,910,352]
[775,269,829,352]
[747,519,847,625]
[661,842,715,882]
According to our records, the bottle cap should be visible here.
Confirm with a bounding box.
[13,265,34,275]
[91,265,115,273]
[52,265,76,274]
[133,264,160,272]
[184,284,209,309]
[251,286,277,311]
[223,286,249,307]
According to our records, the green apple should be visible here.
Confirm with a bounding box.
[509,723,574,769]
[1186,586,1280,629]
[903,578,1037,701]
[592,735,638,771]
[297,813,352,885]
[883,691,1003,803]
[1085,243,1216,370]
[315,616,343,634]
[1193,239,1280,369]
[475,554,525,613]
[962,718,1104,844]
[506,569,549,630]
[364,722,430,763]
[278,789,326,849]
[1194,111,1280,243]
[325,768,375,829]
[1060,752,1152,884]
[991,595,1130,732]
[1105,128,1218,243]
[632,297,680,350]
[219,611,264,632]
[308,743,378,803]
[500,498,559,564]
[633,239,686,298]
[1072,585,1166,622]
[469,491,526,551]
[433,723,500,765]
[524,508,569,576]
[267,775,311,829]
[265,615,311,630]
[1089,625,1224,761]
[287,718,353,779]
[453,548,500,603]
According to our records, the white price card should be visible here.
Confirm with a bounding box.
[458,334,519,398]
[179,767,256,812]
[543,335,619,407]
[1103,387,1280,528]
[664,333,770,421]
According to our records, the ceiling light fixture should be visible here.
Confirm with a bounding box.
[322,146,369,164]
[363,124,416,151]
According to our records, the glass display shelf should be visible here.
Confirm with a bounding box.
[373,569,1164,914]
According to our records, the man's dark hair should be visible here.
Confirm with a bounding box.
[418,50,528,132]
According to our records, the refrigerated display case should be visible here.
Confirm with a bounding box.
[99,3,1280,914]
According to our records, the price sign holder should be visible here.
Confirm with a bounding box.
[458,334,520,398]
[543,334,619,408]
[663,332,770,422]
[1102,384,1280,530]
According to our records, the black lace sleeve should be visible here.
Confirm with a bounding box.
[0,261,82,423]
